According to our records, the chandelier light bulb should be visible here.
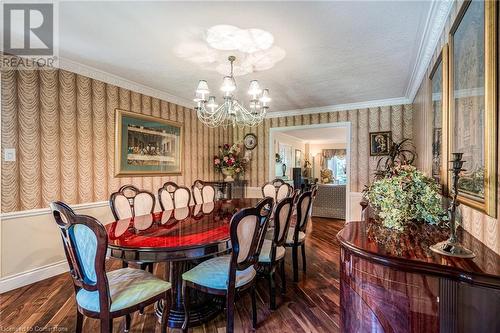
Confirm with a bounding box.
[220,76,236,93]
[196,80,209,94]
[247,80,262,96]
[260,88,271,103]
[207,96,218,109]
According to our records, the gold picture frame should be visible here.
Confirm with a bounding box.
[114,109,183,177]
[448,0,497,217]
[429,44,449,194]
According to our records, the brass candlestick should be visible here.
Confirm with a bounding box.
[430,153,475,258]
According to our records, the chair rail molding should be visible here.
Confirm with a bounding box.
[0,200,109,220]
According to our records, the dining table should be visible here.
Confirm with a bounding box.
[105,198,261,329]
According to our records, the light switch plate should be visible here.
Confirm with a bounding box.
[4,148,16,162]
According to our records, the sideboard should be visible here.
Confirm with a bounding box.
[336,207,500,333]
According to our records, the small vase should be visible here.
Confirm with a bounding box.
[222,168,235,182]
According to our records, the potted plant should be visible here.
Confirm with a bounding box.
[363,139,447,231]
[363,165,447,231]
[214,143,248,182]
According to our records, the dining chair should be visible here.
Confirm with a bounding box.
[109,185,156,271]
[109,185,155,220]
[159,182,191,210]
[262,179,292,202]
[285,190,314,282]
[50,201,172,333]
[191,180,216,204]
[258,196,294,310]
[181,197,274,333]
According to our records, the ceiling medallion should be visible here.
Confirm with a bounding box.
[194,56,270,128]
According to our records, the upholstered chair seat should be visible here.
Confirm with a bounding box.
[50,201,171,333]
[76,267,171,313]
[182,198,274,333]
[286,229,306,244]
[258,239,286,263]
[182,255,256,290]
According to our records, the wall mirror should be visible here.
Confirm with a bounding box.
[448,0,497,216]
[429,45,448,193]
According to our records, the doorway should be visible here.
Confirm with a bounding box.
[269,122,351,221]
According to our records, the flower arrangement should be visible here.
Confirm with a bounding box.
[214,143,248,181]
[363,165,447,231]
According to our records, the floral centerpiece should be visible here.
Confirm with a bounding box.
[214,143,248,181]
[363,164,447,231]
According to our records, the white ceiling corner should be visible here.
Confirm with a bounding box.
[266,97,410,119]
[58,57,193,109]
[405,0,454,102]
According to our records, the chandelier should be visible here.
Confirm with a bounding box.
[194,56,271,128]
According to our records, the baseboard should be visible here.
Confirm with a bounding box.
[0,260,69,293]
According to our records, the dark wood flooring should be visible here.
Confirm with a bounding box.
[0,217,344,333]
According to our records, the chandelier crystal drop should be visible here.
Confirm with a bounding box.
[194,56,270,128]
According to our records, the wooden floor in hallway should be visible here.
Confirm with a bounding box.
[0,218,344,333]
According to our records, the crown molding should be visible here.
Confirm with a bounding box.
[58,57,193,109]
[266,97,410,119]
[405,0,454,102]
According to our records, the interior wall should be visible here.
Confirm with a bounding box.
[412,0,499,254]
[1,68,232,213]
[272,132,306,178]
[233,104,414,192]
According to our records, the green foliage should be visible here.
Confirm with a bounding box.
[375,138,417,178]
[364,165,447,231]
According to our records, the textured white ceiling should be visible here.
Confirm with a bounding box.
[58,1,432,112]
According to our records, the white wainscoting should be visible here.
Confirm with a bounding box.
[0,201,114,293]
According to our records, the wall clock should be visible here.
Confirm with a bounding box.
[244,133,258,150]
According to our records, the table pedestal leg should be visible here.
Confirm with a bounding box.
[155,261,224,328]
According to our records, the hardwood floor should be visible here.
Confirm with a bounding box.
[0,217,344,333]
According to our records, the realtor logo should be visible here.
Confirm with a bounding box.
[3,3,54,55]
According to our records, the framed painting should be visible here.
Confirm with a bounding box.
[448,0,496,216]
[294,149,302,167]
[114,109,183,176]
[369,131,392,156]
[429,44,449,193]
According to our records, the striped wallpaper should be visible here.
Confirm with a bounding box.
[233,105,414,192]
[1,68,233,213]
[1,66,412,213]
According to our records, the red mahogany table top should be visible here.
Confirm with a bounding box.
[105,198,260,251]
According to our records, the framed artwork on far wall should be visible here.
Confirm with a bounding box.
[114,109,183,176]
[369,131,392,156]
[448,0,497,216]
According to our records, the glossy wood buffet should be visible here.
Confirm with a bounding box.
[337,209,500,333]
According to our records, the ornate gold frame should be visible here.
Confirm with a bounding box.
[429,44,449,195]
[448,0,497,217]
[114,109,184,177]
